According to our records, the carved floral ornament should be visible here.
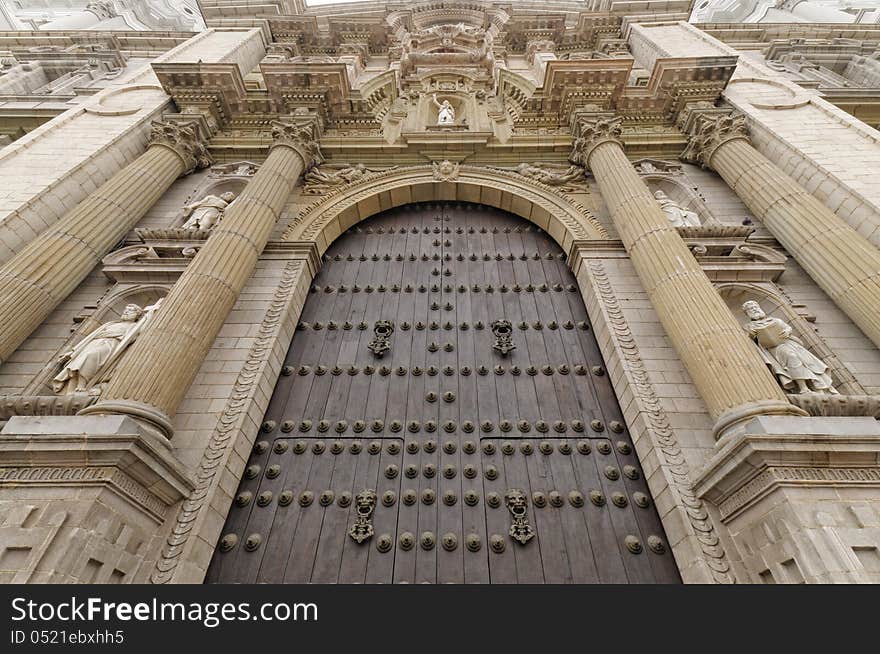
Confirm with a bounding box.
[569,115,624,168]
[148,120,212,176]
[270,117,324,169]
[681,112,751,168]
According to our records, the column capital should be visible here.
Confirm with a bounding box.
[568,113,623,169]
[270,115,324,170]
[681,111,751,169]
[147,119,212,176]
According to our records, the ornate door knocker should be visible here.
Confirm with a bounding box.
[348,489,377,543]
[491,319,515,355]
[505,489,535,545]
[367,320,394,357]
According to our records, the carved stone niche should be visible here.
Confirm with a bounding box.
[10,286,170,407]
[718,282,866,398]
[635,160,719,229]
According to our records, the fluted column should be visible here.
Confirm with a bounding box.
[0,120,210,363]
[81,117,322,437]
[571,114,802,437]
[685,112,880,350]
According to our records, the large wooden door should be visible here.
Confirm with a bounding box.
[206,202,680,584]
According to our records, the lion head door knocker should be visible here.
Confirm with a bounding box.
[348,489,377,543]
[491,319,515,356]
[367,320,394,357]
[505,489,535,545]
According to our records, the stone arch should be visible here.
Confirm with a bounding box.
[284,164,606,255]
[640,173,717,226]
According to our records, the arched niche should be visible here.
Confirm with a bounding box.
[284,164,607,257]
[641,174,717,226]
[24,284,169,395]
[717,281,863,395]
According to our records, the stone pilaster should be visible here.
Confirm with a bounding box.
[683,111,880,351]
[81,116,323,437]
[571,113,802,437]
[0,120,209,364]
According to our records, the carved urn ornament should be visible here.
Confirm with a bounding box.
[491,319,515,355]
[348,489,377,543]
[368,320,394,357]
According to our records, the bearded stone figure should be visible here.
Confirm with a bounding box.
[52,301,160,395]
[742,300,838,395]
[654,190,700,227]
[181,192,236,230]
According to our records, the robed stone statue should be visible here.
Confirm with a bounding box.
[52,301,161,395]
[742,300,837,395]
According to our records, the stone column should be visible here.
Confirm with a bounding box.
[684,112,880,350]
[81,116,322,437]
[0,120,209,364]
[571,114,802,437]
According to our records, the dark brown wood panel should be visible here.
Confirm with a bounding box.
[207,202,680,584]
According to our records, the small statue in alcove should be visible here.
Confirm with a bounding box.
[432,94,455,125]
[742,300,838,395]
[654,190,700,227]
[181,191,236,231]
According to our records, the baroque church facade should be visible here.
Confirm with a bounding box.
[1,0,880,584]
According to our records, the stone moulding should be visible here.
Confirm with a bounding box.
[0,394,96,422]
[283,164,607,247]
[150,259,306,584]
[788,394,880,418]
[583,260,735,584]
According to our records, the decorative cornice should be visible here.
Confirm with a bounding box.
[569,114,623,169]
[681,112,751,169]
[270,116,324,170]
[147,120,212,177]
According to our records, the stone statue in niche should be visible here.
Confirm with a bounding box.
[742,300,838,395]
[181,192,236,230]
[655,190,700,227]
[52,301,162,395]
[432,94,455,125]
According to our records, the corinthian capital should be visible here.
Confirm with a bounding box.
[270,116,324,170]
[148,119,212,176]
[681,112,750,168]
[568,114,623,169]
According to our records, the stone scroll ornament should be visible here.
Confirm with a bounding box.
[348,489,377,543]
[367,320,394,357]
[505,489,535,545]
[491,319,515,355]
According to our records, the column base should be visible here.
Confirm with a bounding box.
[78,399,174,441]
[712,399,808,445]
[695,415,880,583]
[0,415,193,583]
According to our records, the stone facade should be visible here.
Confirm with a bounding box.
[1,0,880,584]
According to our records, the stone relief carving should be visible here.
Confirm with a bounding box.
[742,300,838,395]
[432,160,460,181]
[587,260,734,583]
[208,161,258,178]
[302,164,398,194]
[148,120,211,176]
[655,190,700,227]
[151,260,305,583]
[510,163,585,192]
[52,301,161,396]
[181,192,236,231]
[432,94,456,125]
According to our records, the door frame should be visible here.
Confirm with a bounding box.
[149,166,734,584]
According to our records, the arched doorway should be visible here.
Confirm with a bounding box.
[206,202,680,583]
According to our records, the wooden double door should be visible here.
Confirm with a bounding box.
[206,202,680,584]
